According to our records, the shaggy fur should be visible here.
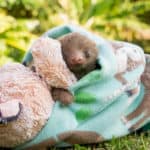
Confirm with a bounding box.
[0,63,54,147]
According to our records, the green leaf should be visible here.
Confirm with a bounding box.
[4,47,25,62]
[5,39,27,51]
[88,0,119,17]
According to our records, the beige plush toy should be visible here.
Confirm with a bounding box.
[0,63,54,147]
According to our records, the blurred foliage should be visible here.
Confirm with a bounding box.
[0,12,37,65]
[0,0,150,66]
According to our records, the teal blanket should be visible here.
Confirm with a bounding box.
[17,25,150,149]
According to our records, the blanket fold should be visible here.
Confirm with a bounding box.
[18,25,149,150]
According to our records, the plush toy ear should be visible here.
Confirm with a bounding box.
[0,100,22,124]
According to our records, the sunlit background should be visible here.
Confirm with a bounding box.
[0,0,150,66]
[0,1,150,149]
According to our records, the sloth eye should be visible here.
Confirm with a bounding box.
[84,50,90,58]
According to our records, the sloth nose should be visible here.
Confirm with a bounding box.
[70,57,85,65]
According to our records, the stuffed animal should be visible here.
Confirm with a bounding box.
[0,63,54,148]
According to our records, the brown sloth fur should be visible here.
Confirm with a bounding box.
[52,32,98,105]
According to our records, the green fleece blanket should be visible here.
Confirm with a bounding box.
[17,25,150,149]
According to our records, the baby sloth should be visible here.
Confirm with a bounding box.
[52,32,98,104]
[59,32,98,79]
[30,32,98,105]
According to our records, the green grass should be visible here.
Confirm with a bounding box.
[51,131,150,150]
